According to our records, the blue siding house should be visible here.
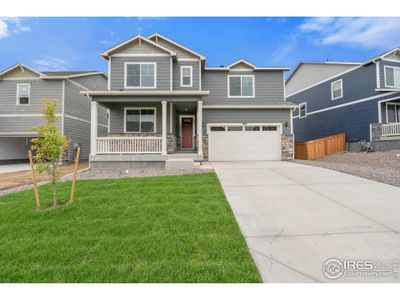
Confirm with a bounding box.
[287,48,400,151]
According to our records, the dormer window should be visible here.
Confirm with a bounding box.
[181,66,193,87]
[228,75,255,98]
[17,83,30,105]
[125,63,156,88]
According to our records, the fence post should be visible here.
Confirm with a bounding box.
[28,150,40,209]
[69,146,80,205]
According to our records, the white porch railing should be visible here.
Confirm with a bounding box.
[382,123,400,137]
[96,137,162,154]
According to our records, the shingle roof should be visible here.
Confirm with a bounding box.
[41,71,99,76]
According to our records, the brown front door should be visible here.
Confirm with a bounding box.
[181,117,193,149]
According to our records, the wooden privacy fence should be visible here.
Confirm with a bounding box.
[295,133,346,160]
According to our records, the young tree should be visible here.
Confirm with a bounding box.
[31,99,69,208]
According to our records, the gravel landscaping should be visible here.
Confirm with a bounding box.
[296,150,400,187]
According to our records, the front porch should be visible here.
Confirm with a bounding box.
[89,99,204,167]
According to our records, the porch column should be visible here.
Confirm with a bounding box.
[197,100,203,156]
[90,101,98,156]
[162,100,167,155]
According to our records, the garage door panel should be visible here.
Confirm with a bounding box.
[209,131,282,161]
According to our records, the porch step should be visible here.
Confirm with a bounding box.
[165,158,199,171]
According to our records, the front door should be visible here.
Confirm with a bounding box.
[181,117,194,149]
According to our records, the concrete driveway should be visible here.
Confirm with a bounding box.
[211,161,400,283]
[0,163,30,174]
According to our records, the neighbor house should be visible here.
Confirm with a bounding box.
[0,64,108,164]
[287,48,400,151]
[82,33,296,168]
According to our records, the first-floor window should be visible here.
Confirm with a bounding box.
[299,102,307,118]
[17,83,30,105]
[125,108,156,132]
[387,103,400,123]
[385,66,400,88]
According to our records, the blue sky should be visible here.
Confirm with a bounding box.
[1,17,400,77]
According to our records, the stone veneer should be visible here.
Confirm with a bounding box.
[370,123,383,142]
[281,134,294,160]
[202,135,209,160]
[167,134,176,154]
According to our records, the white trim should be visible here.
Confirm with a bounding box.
[376,61,381,89]
[64,114,108,128]
[107,109,110,133]
[197,101,203,156]
[227,59,257,69]
[229,69,255,72]
[177,58,200,62]
[169,102,173,133]
[331,79,343,100]
[369,123,372,141]
[301,92,400,117]
[205,67,290,71]
[381,58,400,63]
[81,90,210,96]
[384,65,400,88]
[108,57,111,91]
[170,57,173,91]
[179,115,196,150]
[206,122,282,134]
[0,113,62,118]
[147,33,206,60]
[61,80,65,135]
[2,77,41,81]
[385,102,389,123]
[110,53,170,57]
[180,65,193,87]
[123,107,157,133]
[378,100,382,123]
[0,132,41,137]
[227,75,255,98]
[299,102,307,118]
[124,62,157,89]
[290,108,293,134]
[198,60,202,91]
[283,71,286,102]
[0,63,47,79]
[203,104,297,109]
[16,83,31,106]
[161,100,167,155]
[101,35,176,57]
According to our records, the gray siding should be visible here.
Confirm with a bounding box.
[0,117,61,132]
[202,70,285,105]
[0,79,62,114]
[173,61,200,90]
[379,60,400,88]
[70,74,107,91]
[203,109,292,135]
[110,56,171,91]
[293,92,400,142]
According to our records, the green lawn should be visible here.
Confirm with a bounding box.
[0,173,261,283]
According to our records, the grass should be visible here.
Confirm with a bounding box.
[0,173,261,283]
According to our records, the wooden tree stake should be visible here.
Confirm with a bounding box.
[28,150,40,209]
[69,146,80,205]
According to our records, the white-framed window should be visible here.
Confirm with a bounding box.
[124,63,156,88]
[331,79,343,100]
[16,83,31,105]
[208,123,282,133]
[124,107,156,133]
[384,66,400,88]
[228,75,255,97]
[299,102,307,118]
[180,66,193,87]
[386,103,400,123]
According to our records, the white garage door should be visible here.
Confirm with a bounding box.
[208,124,282,161]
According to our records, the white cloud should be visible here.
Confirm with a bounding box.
[300,17,400,49]
[0,17,30,39]
[33,56,69,71]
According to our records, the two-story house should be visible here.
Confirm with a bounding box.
[0,64,108,164]
[287,48,400,151]
[83,33,296,168]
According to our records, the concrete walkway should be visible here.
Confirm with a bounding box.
[0,163,30,174]
[211,161,400,283]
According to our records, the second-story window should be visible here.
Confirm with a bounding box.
[228,75,254,97]
[17,83,30,105]
[385,66,400,88]
[331,79,343,100]
[299,102,307,118]
[181,66,193,87]
[125,63,156,88]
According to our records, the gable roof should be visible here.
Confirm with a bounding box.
[100,35,177,59]
[0,63,47,79]
[147,33,206,60]
[205,58,290,71]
